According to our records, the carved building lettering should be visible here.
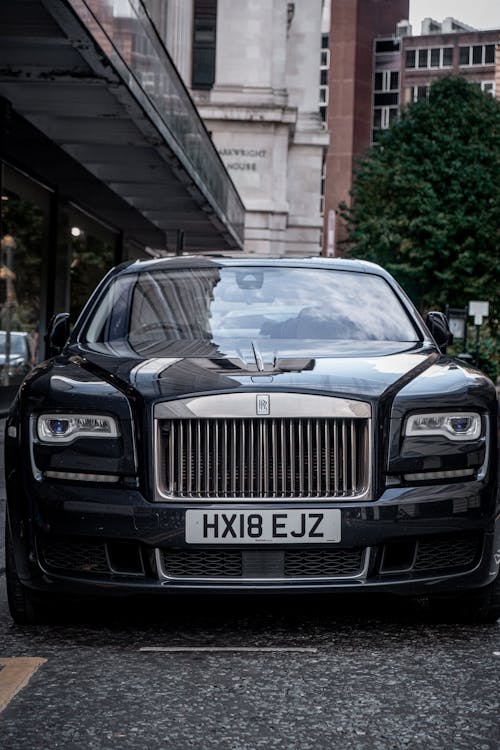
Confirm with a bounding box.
[218,147,268,173]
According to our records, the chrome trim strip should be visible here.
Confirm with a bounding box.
[50,375,118,393]
[477,419,490,482]
[131,358,181,387]
[154,393,371,420]
[29,417,43,482]
[155,547,372,583]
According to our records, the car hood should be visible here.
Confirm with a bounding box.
[70,340,439,402]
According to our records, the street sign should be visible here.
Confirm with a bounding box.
[468,300,489,326]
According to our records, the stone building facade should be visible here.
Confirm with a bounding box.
[147,0,329,257]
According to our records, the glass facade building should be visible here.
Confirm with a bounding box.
[0,0,244,409]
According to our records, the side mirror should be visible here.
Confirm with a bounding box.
[425,311,453,352]
[45,313,70,357]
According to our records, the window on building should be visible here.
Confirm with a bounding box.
[430,48,440,67]
[459,44,496,67]
[65,207,116,324]
[319,33,329,123]
[407,46,453,69]
[372,106,398,142]
[374,92,398,106]
[481,81,495,96]
[373,106,398,132]
[192,0,217,90]
[375,39,400,54]
[418,49,428,68]
[409,85,430,102]
[485,45,495,64]
[374,71,399,92]
[405,49,416,69]
[459,46,470,65]
[0,163,49,379]
[442,47,453,66]
[472,45,483,65]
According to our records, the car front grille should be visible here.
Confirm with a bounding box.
[160,548,366,580]
[158,417,370,500]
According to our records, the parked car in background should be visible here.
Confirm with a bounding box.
[0,330,32,413]
[4,257,499,623]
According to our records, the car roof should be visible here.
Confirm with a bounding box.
[120,255,391,280]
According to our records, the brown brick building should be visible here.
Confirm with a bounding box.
[322,0,409,255]
[401,28,500,104]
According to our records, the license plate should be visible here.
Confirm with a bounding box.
[185,509,341,544]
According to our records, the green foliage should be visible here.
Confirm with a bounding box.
[342,77,500,378]
[448,324,499,381]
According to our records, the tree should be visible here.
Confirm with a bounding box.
[341,76,500,377]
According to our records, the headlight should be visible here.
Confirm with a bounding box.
[37,413,119,444]
[404,412,481,441]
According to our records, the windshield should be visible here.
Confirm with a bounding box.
[83,265,419,356]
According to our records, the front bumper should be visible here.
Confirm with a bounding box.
[7,475,500,598]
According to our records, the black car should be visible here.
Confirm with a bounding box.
[4,257,499,623]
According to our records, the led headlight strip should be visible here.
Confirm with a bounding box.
[404,412,481,441]
[37,413,119,444]
[45,470,120,483]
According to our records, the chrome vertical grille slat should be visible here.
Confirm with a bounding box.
[324,420,330,491]
[333,421,340,495]
[290,423,296,497]
[297,420,304,495]
[196,421,202,495]
[272,419,278,496]
[342,420,348,494]
[160,416,370,500]
[280,420,287,498]
[186,421,193,494]
[351,420,357,493]
[231,420,237,496]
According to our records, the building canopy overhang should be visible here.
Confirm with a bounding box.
[0,0,244,253]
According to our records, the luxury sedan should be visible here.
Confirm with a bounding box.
[4,257,499,623]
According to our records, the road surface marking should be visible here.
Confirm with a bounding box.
[139,646,318,653]
[0,658,47,713]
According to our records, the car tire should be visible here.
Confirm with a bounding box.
[429,574,500,624]
[5,514,50,625]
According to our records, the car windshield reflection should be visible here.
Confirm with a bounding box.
[83,266,420,356]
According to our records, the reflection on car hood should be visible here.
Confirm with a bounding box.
[73,341,438,400]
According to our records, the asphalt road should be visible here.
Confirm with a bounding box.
[0,420,499,749]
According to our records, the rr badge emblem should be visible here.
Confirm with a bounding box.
[256,394,270,416]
